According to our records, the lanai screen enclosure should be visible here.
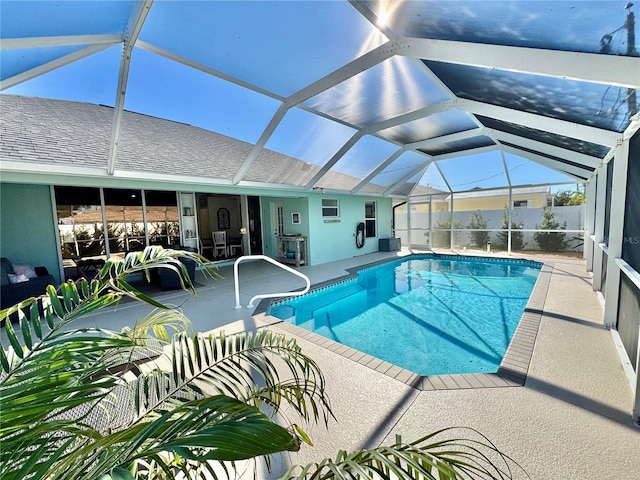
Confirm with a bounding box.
[1,1,639,422]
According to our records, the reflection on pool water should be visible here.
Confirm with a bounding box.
[269,255,542,376]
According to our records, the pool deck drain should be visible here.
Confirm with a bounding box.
[262,259,553,391]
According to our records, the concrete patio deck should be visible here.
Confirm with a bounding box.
[42,251,640,478]
[264,253,638,479]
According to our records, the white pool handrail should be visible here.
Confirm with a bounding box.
[234,255,311,309]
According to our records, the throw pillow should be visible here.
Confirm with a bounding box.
[13,264,37,278]
[8,273,29,284]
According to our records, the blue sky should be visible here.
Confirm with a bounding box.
[2,0,583,193]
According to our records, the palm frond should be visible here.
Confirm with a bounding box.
[130,330,333,428]
[0,247,217,373]
[0,247,218,479]
[48,396,301,480]
[97,247,220,307]
[0,329,156,479]
[281,428,529,480]
[122,308,194,344]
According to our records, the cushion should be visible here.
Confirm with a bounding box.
[8,273,29,284]
[13,264,37,279]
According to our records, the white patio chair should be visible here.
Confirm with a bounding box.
[212,231,228,258]
[228,238,243,257]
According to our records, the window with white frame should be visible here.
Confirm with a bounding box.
[513,200,531,208]
[365,201,376,238]
[322,198,339,217]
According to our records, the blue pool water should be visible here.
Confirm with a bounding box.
[269,255,542,376]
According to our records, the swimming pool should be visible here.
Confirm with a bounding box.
[269,254,542,376]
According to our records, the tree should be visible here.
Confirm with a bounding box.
[552,187,585,206]
[74,225,92,241]
[467,211,489,249]
[0,247,525,480]
[535,206,567,252]
[149,221,180,246]
[432,217,462,249]
[94,222,123,253]
[495,207,524,251]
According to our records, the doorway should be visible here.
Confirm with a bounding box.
[247,196,263,255]
[194,193,265,259]
[271,201,285,257]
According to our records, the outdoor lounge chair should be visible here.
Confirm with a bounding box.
[1,257,55,309]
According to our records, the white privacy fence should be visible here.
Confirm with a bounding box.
[395,205,585,253]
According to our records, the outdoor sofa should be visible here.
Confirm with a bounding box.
[1,257,55,309]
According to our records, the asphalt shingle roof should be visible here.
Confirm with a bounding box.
[1,94,377,192]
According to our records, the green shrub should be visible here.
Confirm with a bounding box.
[432,217,461,248]
[496,208,524,251]
[535,206,567,252]
[467,211,489,248]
